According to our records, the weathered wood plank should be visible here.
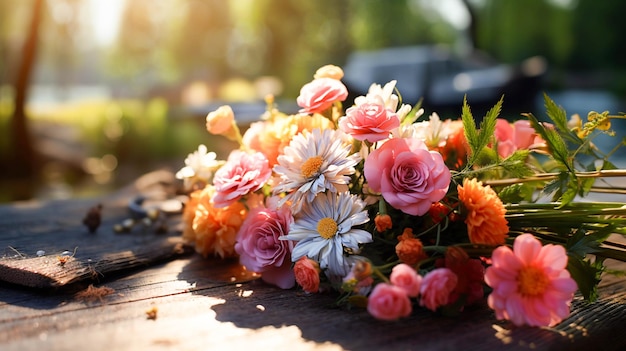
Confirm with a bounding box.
[0,255,624,351]
[0,170,191,288]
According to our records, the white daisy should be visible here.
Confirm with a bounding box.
[281,191,372,279]
[175,144,223,190]
[272,128,360,213]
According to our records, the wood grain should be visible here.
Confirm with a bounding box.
[0,170,191,289]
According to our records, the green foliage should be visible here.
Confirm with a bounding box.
[567,255,604,302]
[499,150,535,178]
[498,183,534,203]
[461,95,502,170]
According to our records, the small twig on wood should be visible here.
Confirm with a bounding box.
[75,284,115,303]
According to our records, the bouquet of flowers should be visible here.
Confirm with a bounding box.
[175,64,626,327]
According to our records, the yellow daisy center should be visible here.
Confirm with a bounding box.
[517,265,550,297]
[302,156,323,178]
[317,217,338,240]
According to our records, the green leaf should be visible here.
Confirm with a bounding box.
[543,93,569,134]
[567,255,604,302]
[499,150,535,178]
[558,177,578,207]
[497,183,535,203]
[476,96,502,155]
[567,229,604,259]
[461,97,479,160]
[462,96,503,169]
[525,112,573,172]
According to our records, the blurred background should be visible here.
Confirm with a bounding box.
[1,0,625,203]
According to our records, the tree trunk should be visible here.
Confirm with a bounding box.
[8,0,43,194]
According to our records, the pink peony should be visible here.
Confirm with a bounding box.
[339,96,400,143]
[419,268,458,311]
[297,77,348,114]
[390,263,422,298]
[484,233,578,327]
[293,256,321,293]
[235,206,295,289]
[367,283,412,321]
[212,150,271,208]
[364,138,451,216]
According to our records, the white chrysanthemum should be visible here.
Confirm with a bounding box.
[281,191,372,278]
[175,145,222,189]
[273,128,360,213]
[395,112,458,148]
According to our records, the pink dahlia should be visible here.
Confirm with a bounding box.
[212,150,271,208]
[484,233,578,327]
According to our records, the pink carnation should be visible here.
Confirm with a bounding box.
[484,233,577,327]
[339,96,400,142]
[235,206,295,289]
[390,263,422,298]
[297,77,348,114]
[364,138,451,216]
[367,283,412,321]
[213,150,271,208]
[419,268,458,311]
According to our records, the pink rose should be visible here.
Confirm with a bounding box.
[494,119,545,158]
[293,256,321,293]
[367,283,412,321]
[364,138,451,216]
[235,206,295,289]
[297,78,348,114]
[339,96,400,143]
[390,263,422,297]
[213,150,271,207]
[419,268,458,311]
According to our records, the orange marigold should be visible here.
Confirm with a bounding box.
[185,186,248,258]
[395,228,427,265]
[457,178,508,245]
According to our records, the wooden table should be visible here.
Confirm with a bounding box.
[1,171,625,351]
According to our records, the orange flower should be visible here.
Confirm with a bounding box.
[457,178,508,245]
[395,228,427,265]
[439,120,468,169]
[374,214,393,232]
[428,202,448,224]
[185,186,248,258]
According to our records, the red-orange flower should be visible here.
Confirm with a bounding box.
[395,228,427,265]
[457,178,508,245]
[374,214,393,232]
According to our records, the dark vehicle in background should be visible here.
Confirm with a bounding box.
[342,45,547,115]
